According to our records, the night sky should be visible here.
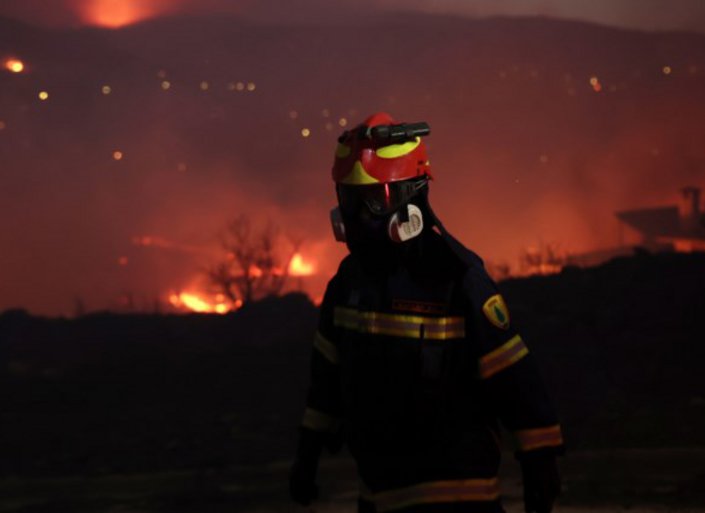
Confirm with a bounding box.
[3,0,705,33]
[2,1,705,316]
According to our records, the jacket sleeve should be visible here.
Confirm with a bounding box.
[299,274,343,443]
[463,266,565,459]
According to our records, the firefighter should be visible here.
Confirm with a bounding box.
[290,112,564,513]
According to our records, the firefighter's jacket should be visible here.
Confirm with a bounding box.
[300,231,564,512]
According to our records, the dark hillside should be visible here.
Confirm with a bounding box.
[1,253,704,478]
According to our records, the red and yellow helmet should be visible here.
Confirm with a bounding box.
[332,112,432,185]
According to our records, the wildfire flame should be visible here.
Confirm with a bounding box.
[289,253,315,276]
[169,291,241,315]
[81,0,166,28]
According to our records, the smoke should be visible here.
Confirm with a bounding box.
[3,0,705,33]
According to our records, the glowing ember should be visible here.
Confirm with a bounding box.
[81,0,161,28]
[5,59,24,73]
[289,253,315,276]
[169,291,241,314]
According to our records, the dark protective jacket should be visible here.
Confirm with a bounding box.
[300,229,564,512]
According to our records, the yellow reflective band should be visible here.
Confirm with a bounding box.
[372,477,500,512]
[339,160,380,185]
[335,143,351,159]
[514,425,563,451]
[375,137,421,159]
[333,307,465,340]
[313,331,338,364]
[301,407,340,433]
[478,334,528,379]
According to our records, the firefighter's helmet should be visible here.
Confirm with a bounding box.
[330,113,432,244]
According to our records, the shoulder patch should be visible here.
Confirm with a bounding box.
[482,294,510,330]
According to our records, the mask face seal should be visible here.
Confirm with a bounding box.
[336,179,428,218]
[330,207,346,242]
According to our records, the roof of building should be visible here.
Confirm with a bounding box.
[615,206,705,240]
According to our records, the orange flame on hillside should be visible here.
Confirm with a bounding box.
[169,291,242,315]
[289,253,315,276]
[167,253,316,314]
[81,0,166,28]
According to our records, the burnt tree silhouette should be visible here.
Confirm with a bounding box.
[207,215,302,304]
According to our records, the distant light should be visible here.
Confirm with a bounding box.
[325,122,333,131]
[539,154,549,164]
[0,121,6,130]
[662,65,672,75]
[338,117,348,127]
[177,162,187,172]
[288,110,298,120]
[227,82,236,91]
[101,85,112,95]
[235,82,245,91]
[246,81,256,91]
[113,150,123,161]
[157,69,167,79]
[301,128,311,138]
[161,80,171,90]
[118,256,129,266]
[5,58,24,73]
[322,108,330,118]
[589,76,602,93]
[200,81,209,91]
[38,91,49,101]
[689,65,698,74]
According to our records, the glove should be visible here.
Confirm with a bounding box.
[519,452,561,513]
[289,428,324,506]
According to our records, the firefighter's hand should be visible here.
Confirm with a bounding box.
[289,458,319,506]
[520,452,561,513]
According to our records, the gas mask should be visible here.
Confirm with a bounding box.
[330,179,427,246]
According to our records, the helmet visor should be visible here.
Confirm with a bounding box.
[337,179,427,217]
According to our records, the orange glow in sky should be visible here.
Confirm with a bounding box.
[81,0,166,28]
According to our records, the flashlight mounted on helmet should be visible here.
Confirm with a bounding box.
[337,121,431,145]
